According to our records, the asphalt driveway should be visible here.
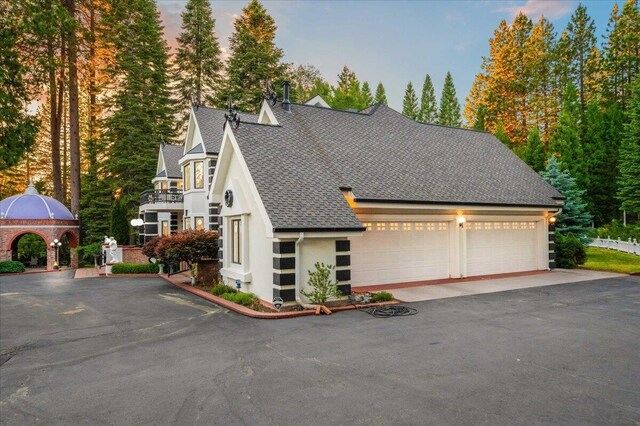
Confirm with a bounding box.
[1,271,639,425]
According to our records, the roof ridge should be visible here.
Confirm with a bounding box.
[286,101,376,116]
[379,105,491,134]
[237,121,282,128]
[193,105,258,116]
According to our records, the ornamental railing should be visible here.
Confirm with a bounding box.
[589,237,640,256]
[140,189,183,206]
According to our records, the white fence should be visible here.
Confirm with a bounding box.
[589,237,640,255]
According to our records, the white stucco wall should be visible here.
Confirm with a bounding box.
[298,238,337,300]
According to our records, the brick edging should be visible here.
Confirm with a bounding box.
[160,274,398,319]
[0,269,65,276]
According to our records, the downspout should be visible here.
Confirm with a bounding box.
[294,232,318,309]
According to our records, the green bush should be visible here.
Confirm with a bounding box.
[210,283,237,296]
[589,220,640,241]
[110,263,159,274]
[0,261,26,274]
[371,291,393,302]
[221,291,260,309]
[555,233,587,269]
[301,262,342,304]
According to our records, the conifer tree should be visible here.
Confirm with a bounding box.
[102,0,175,216]
[603,0,640,108]
[174,0,222,125]
[418,73,438,122]
[331,65,363,110]
[109,198,130,244]
[493,121,511,147]
[617,79,640,216]
[549,83,587,189]
[438,72,462,126]
[541,156,592,237]
[223,0,283,112]
[374,82,388,106]
[473,105,487,131]
[361,82,373,107]
[402,82,419,120]
[523,128,545,172]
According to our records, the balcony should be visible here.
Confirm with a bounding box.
[139,189,183,210]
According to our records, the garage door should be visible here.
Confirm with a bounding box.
[466,221,538,277]
[350,222,450,286]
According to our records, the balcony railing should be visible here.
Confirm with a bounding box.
[140,189,183,205]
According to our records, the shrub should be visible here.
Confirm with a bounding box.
[0,261,26,274]
[302,262,342,304]
[221,292,260,309]
[142,237,161,260]
[110,263,159,274]
[371,291,393,302]
[555,233,587,269]
[589,220,640,241]
[75,242,103,265]
[144,230,218,267]
[211,283,237,296]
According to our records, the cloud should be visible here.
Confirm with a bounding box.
[499,0,574,20]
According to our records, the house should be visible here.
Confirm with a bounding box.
[208,82,564,305]
[138,107,257,243]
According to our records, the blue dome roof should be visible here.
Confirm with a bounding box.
[0,183,75,220]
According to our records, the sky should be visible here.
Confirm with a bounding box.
[157,0,619,111]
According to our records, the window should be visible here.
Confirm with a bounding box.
[161,181,168,190]
[503,222,510,229]
[184,217,191,230]
[195,217,204,230]
[231,218,241,264]
[403,223,411,231]
[484,222,491,230]
[364,223,372,231]
[390,223,399,231]
[529,222,536,229]
[208,160,216,186]
[376,223,386,231]
[177,180,183,190]
[416,223,424,231]
[161,221,169,236]
[494,222,501,230]
[438,223,447,231]
[426,223,435,231]
[184,164,191,191]
[194,161,204,189]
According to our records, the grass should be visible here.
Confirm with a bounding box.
[581,247,640,274]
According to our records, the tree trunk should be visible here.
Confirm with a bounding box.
[65,0,81,218]
[48,37,63,201]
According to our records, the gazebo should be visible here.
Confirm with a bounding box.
[0,183,80,270]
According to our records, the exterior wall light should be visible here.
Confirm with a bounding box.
[457,216,466,228]
[130,218,144,227]
[548,216,557,224]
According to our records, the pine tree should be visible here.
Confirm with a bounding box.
[617,78,640,216]
[0,14,39,170]
[549,83,587,189]
[438,72,462,126]
[331,65,363,110]
[223,0,283,112]
[493,121,511,147]
[541,156,592,237]
[374,82,388,106]
[523,127,545,171]
[287,64,324,102]
[102,0,175,216]
[418,73,438,122]
[361,81,373,108]
[603,0,640,108]
[174,0,222,126]
[402,82,419,120]
[109,198,130,243]
[473,105,487,131]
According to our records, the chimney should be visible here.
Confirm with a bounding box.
[283,80,291,113]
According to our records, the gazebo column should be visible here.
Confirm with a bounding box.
[47,246,57,271]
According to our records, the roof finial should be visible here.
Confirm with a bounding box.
[24,181,39,195]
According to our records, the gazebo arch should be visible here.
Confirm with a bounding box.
[0,183,80,270]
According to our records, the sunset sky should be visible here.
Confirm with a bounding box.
[157,0,617,110]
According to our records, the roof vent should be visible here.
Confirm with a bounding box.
[283,80,291,113]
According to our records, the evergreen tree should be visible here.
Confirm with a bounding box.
[361,82,373,107]
[331,65,363,110]
[0,16,39,170]
[438,72,462,126]
[473,105,487,131]
[109,198,130,243]
[493,121,511,147]
[102,0,175,216]
[402,82,419,119]
[174,0,222,126]
[523,127,545,172]
[541,156,592,237]
[418,73,438,122]
[617,79,640,216]
[557,4,600,115]
[603,0,640,108]
[223,0,283,112]
[287,64,324,102]
[374,82,388,106]
[549,82,587,189]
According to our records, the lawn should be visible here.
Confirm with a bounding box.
[582,247,640,274]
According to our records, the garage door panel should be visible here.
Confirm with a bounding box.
[350,222,450,286]
[467,222,538,276]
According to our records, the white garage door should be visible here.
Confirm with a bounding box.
[466,221,538,277]
[350,222,450,286]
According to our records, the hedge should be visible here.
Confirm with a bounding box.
[0,261,26,274]
[110,263,159,274]
[555,233,587,269]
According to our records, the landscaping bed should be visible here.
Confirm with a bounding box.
[581,247,640,274]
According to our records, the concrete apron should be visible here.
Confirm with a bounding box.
[392,269,624,303]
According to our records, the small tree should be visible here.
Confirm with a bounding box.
[151,230,218,280]
[301,262,342,304]
[523,127,546,172]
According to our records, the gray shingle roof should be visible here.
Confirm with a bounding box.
[193,106,257,154]
[161,144,184,179]
[230,103,563,231]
